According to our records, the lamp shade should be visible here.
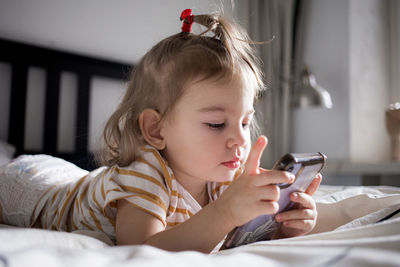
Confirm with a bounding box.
[292,67,333,109]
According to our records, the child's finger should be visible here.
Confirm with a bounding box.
[258,167,269,173]
[253,170,294,187]
[244,136,268,175]
[290,192,316,209]
[275,208,315,222]
[281,219,315,230]
[305,174,322,196]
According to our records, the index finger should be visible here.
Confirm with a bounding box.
[244,136,268,175]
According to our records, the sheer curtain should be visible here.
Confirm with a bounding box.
[235,0,300,167]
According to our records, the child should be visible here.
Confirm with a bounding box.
[0,9,322,253]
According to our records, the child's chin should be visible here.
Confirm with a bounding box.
[213,169,238,182]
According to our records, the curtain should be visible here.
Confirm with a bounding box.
[235,0,301,167]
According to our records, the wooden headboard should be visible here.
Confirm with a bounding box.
[0,38,133,170]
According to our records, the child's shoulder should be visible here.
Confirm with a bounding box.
[104,145,171,189]
[128,145,168,176]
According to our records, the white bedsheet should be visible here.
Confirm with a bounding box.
[1,185,399,267]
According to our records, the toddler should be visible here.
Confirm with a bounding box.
[0,9,321,253]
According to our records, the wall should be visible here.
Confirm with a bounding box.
[291,0,398,185]
[349,0,391,163]
[291,0,350,160]
[290,0,355,185]
[0,0,235,152]
[0,0,233,64]
[390,0,400,102]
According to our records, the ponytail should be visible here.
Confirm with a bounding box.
[189,11,264,97]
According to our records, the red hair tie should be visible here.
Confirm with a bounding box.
[180,9,194,33]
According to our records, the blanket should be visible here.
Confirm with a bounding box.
[1,185,399,267]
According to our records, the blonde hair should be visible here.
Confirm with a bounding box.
[97,12,265,167]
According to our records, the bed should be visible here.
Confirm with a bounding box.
[0,37,132,170]
[0,38,399,267]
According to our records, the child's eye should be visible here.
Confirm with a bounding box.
[206,123,225,129]
[242,123,250,129]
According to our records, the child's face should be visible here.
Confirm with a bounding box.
[160,73,255,185]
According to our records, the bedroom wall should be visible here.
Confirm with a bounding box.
[0,0,235,152]
[0,0,234,64]
[349,0,391,163]
[291,0,350,160]
[291,0,399,185]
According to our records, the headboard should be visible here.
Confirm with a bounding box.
[0,38,133,170]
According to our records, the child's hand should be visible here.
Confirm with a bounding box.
[273,174,322,238]
[214,136,295,228]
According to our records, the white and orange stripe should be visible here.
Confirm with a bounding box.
[30,146,236,243]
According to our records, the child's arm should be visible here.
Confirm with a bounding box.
[116,197,234,252]
[116,136,294,252]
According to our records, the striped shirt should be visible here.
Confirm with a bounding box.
[30,146,237,243]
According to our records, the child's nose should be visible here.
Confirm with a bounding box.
[226,126,247,148]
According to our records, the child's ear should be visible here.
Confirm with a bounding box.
[139,109,166,150]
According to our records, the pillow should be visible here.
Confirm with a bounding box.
[0,224,111,250]
[0,140,15,166]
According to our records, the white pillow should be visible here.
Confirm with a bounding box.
[0,224,111,250]
[0,140,15,166]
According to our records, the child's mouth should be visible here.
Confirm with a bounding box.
[221,159,240,169]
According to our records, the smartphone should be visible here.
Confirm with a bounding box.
[219,152,326,250]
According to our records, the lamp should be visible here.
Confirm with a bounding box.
[292,66,333,109]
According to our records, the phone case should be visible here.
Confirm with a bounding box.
[219,152,326,250]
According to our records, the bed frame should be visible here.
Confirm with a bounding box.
[0,38,133,170]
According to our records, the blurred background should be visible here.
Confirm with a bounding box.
[0,0,399,186]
